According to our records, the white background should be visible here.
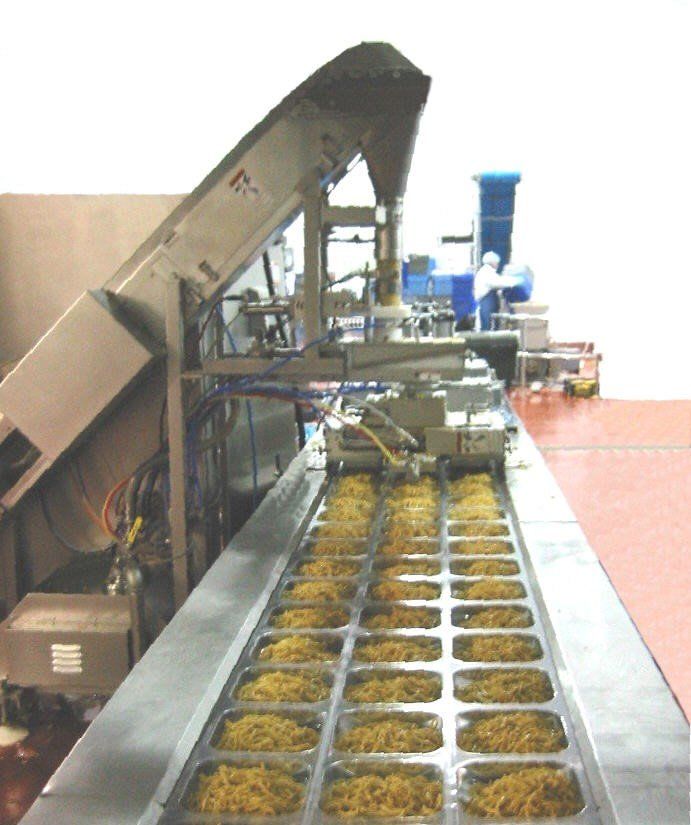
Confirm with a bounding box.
[1,0,690,397]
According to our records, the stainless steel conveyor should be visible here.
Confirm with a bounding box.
[20,419,689,824]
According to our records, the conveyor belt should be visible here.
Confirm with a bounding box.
[20,423,689,825]
[158,466,602,823]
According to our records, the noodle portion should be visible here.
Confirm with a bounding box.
[257,635,338,663]
[454,634,541,662]
[321,771,442,818]
[459,712,566,753]
[450,522,509,537]
[453,579,526,600]
[284,580,355,602]
[344,672,440,703]
[332,473,378,498]
[450,539,513,555]
[449,504,504,520]
[385,521,439,538]
[271,607,349,629]
[188,763,304,815]
[451,559,518,576]
[335,718,442,753]
[353,636,441,663]
[456,669,553,703]
[322,499,376,521]
[464,766,582,818]
[456,607,534,629]
[368,581,440,601]
[378,539,438,556]
[362,606,440,629]
[314,522,371,539]
[235,670,330,702]
[309,540,366,557]
[377,558,441,577]
[297,559,360,577]
[215,713,319,752]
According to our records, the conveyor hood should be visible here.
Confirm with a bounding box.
[0,42,430,515]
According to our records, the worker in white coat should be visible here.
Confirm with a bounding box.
[474,251,520,330]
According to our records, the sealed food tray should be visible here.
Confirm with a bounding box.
[158,467,603,824]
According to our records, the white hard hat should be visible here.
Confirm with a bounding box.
[482,251,501,267]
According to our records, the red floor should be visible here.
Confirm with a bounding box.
[512,391,691,718]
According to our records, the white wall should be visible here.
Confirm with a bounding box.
[2,0,689,397]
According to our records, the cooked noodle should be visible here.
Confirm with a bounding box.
[386,521,439,538]
[453,579,525,600]
[460,607,533,629]
[284,581,354,601]
[335,719,442,753]
[369,581,440,601]
[452,560,518,576]
[297,559,360,577]
[271,607,348,629]
[464,766,582,818]
[354,637,440,663]
[450,539,513,555]
[235,670,330,702]
[321,772,442,818]
[314,522,371,539]
[310,540,366,557]
[459,712,565,753]
[456,669,553,703]
[258,635,338,663]
[454,634,540,662]
[378,539,438,556]
[363,606,439,629]
[379,559,440,577]
[344,672,440,703]
[188,764,304,815]
[450,522,508,537]
[215,713,319,752]
[449,504,503,520]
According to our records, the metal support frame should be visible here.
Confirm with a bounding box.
[302,174,323,352]
[165,277,191,610]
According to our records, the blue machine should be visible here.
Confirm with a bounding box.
[402,257,476,320]
[476,170,521,272]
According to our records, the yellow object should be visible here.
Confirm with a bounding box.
[335,719,442,753]
[378,539,438,556]
[450,540,513,555]
[344,672,440,703]
[461,607,532,629]
[459,711,565,753]
[456,669,552,703]
[126,516,143,546]
[297,559,360,577]
[272,607,349,629]
[450,522,508,537]
[310,540,365,557]
[452,560,518,576]
[379,559,440,577]
[321,772,442,818]
[354,637,440,663]
[386,521,439,538]
[369,581,439,601]
[236,670,330,702]
[454,634,539,662]
[453,580,525,600]
[464,766,582,818]
[285,581,353,602]
[188,764,304,815]
[258,635,337,664]
[215,713,319,752]
[363,606,439,630]
[315,522,370,539]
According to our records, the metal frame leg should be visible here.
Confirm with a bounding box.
[165,276,190,610]
[302,172,323,350]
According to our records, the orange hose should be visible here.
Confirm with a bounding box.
[101,477,130,538]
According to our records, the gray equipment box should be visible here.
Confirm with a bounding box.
[0,593,131,694]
